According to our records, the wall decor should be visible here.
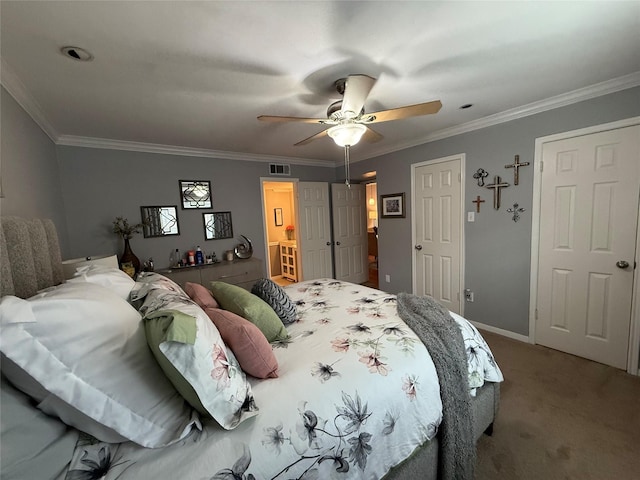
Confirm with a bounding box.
[507,203,526,222]
[140,206,179,237]
[485,175,510,210]
[504,154,530,185]
[473,168,489,186]
[274,208,283,226]
[380,192,406,218]
[203,211,233,240]
[180,180,212,209]
[472,196,485,213]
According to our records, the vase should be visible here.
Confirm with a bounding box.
[286,230,293,240]
[120,237,141,274]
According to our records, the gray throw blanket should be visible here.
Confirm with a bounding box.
[396,293,474,480]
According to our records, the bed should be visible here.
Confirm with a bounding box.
[0,217,502,480]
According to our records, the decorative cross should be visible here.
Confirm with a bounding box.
[472,195,485,213]
[485,175,510,210]
[507,203,526,222]
[473,168,489,186]
[504,154,530,186]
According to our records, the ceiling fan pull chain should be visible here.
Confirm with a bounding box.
[344,145,351,188]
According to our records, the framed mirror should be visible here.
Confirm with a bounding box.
[140,206,180,237]
[180,180,212,209]
[203,211,233,240]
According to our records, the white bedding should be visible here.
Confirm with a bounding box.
[61,279,502,480]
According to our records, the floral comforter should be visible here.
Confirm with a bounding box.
[63,279,502,480]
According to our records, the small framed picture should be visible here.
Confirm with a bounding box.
[274,208,283,226]
[380,193,406,218]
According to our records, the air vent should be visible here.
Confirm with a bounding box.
[269,163,291,176]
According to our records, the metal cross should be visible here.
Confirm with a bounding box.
[485,175,510,210]
[504,154,530,186]
[472,195,485,213]
[473,168,489,186]
[507,203,526,222]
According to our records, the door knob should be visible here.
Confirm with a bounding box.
[415,245,423,250]
[326,242,331,246]
[336,241,341,246]
[616,260,629,269]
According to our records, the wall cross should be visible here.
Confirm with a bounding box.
[504,154,530,185]
[472,195,485,213]
[485,175,510,210]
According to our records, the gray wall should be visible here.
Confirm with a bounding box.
[56,146,335,269]
[346,86,640,336]
[0,87,69,252]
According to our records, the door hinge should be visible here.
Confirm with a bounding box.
[535,308,538,320]
[458,173,461,182]
[539,161,543,172]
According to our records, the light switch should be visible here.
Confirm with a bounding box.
[467,211,475,222]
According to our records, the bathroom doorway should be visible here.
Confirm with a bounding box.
[262,180,298,286]
[364,181,378,289]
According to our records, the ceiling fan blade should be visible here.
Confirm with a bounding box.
[257,115,326,124]
[341,74,376,118]
[365,100,442,124]
[363,126,384,143]
[294,129,329,146]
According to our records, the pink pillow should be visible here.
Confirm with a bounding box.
[184,282,219,309]
[202,307,278,379]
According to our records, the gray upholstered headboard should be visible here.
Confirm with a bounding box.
[0,217,64,299]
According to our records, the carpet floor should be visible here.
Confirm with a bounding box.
[476,331,640,480]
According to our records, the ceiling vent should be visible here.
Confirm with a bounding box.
[269,163,291,176]
[61,46,93,62]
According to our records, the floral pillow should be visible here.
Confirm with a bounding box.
[141,286,259,429]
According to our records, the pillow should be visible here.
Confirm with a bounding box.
[141,288,259,429]
[130,271,186,303]
[184,281,219,309]
[209,281,289,342]
[251,278,297,324]
[66,264,135,299]
[203,306,278,379]
[0,282,200,448]
[1,375,79,480]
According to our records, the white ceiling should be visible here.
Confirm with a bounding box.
[2,1,639,166]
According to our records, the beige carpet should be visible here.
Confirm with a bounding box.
[476,331,640,479]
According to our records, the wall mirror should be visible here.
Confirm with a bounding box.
[180,180,212,209]
[203,211,233,240]
[140,206,180,237]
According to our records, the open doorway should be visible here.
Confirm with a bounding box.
[364,181,378,289]
[262,180,298,286]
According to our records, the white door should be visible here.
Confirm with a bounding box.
[297,182,333,280]
[412,156,463,314]
[331,183,368,284]
[535,125,640,369]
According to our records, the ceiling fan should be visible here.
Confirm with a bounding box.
[257,74,442,148]
[258,74,441,185]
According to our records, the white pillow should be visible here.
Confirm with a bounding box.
[66,264,135,299]
[0,282,200,448]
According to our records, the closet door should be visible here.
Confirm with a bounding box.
[297,182,333,280]
[331,183,368,284]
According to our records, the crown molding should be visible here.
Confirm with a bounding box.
[1,57,59,142]
[56,135,334,168]
[353,71,640,163]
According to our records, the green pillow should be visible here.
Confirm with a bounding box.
[210,281,289,342]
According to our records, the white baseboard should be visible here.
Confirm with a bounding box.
[471,321,530,343]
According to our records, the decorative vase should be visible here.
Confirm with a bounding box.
[120,237,141,274]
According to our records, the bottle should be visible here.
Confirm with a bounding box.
[195,246,204,265]
[188,250,195,266]
[170,248,180,268]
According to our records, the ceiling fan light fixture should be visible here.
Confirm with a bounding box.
[327,123,367,147]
